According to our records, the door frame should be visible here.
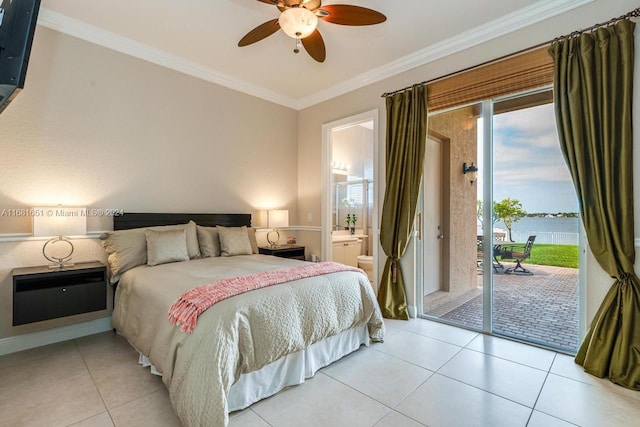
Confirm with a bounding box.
[321,109,380,287]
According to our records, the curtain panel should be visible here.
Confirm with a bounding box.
[550,19,639,390]
[378,85,428,319]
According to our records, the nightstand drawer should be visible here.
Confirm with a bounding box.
[13,262,107,326]
[259,246,305,260]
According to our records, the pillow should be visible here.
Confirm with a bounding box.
[196,225,221,257]
[101,228,147,284]
[100,220,200,283]
[145,228,189,266]
[217,226,253,256]
[150,220,200,260]
[247,227,259,254]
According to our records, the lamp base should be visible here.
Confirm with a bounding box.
[47,261,75,269]
[43,236,75,269]
[266,229,280,247]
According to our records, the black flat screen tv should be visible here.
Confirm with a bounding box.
[0,0,41,115]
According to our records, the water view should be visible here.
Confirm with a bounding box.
[493,216,579,245]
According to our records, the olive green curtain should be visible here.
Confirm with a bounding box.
[378,85,428,319]
[550,19,640,390]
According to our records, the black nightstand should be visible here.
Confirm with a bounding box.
[259,245,306,261]
[12,261,107,326]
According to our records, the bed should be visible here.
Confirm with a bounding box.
[107,213,384,427]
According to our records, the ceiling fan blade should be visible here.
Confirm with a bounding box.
[319,5,386,25]
[302,30,326,62]
[238,19,280,47]
[301,0,321,11]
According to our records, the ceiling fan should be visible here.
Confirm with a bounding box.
[238,0,387,63]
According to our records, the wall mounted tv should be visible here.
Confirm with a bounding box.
[0,0,41,115]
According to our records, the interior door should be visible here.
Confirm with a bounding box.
[423,137,443,295]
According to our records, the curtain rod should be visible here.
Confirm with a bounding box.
[381,7,640,98]
[552,7,639,43]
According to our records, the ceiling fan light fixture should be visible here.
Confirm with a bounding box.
[278,7,318,39]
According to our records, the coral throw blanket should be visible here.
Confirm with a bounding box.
[168,261,364,333]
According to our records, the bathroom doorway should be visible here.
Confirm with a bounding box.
[321,110,379,289]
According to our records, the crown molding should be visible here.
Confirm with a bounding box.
[36,9,299,110]
[36,0,592,111]
[296,0,593,109]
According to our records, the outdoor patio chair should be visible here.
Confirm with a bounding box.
[500,235,536,275]
[477,235,503,273]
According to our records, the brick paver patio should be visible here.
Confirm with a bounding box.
[429,263,579,353]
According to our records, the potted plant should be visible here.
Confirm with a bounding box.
[345,213,358,234]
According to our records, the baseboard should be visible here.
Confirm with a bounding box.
[408,305,418,319]
[0,317,112,356]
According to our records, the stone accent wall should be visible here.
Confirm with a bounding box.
[426,105,480,307]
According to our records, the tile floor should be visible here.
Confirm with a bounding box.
[1,318,639,426]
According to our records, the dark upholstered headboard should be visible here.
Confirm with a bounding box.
[113,213,252,230]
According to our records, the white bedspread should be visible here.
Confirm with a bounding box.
[111,255,384,426]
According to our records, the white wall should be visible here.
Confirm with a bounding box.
[0,27,298,339]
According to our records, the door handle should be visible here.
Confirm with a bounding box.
[437,234,444,239]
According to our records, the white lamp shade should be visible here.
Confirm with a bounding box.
[278,7,318,38]
[33,207,87,237]
[267,210,289,229]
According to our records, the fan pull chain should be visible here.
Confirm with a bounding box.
[294,32,301,54]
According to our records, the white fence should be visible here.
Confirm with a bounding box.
[510,230,578,245]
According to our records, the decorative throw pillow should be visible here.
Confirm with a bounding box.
[145,228,189,266]
[100,221,200,283]
[150,220,200,259]
[217,226,253,256]
[101,228,147,284]
[196,225,221,257]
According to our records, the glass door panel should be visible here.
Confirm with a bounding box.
[491,91,580,353]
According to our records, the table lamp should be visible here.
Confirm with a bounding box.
[32,206,86,268]
[266,209,289,247]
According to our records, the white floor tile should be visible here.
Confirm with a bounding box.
[395,374,531,427]
[0,341,88,401]
[0,340,77,369]
[467,334,556,371]
[527,410,577,427]
[374,330,462,371]
[88,348,166,410]
[68,412,115,427]
[252,372,389,426]
[109,389,181,427]
[0,374,105,427]
[382,318,416,331]
[407,319,479,347]
[535,374,640,427]
[323,345,432,407]
[383,324,402,337]
[374,410,425,427]
[550,353,640,401]
[437,348,547,407]
[228,410,270,427]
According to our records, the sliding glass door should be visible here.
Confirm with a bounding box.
[420,89,580,354]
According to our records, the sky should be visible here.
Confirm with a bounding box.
[476,103,579,214]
